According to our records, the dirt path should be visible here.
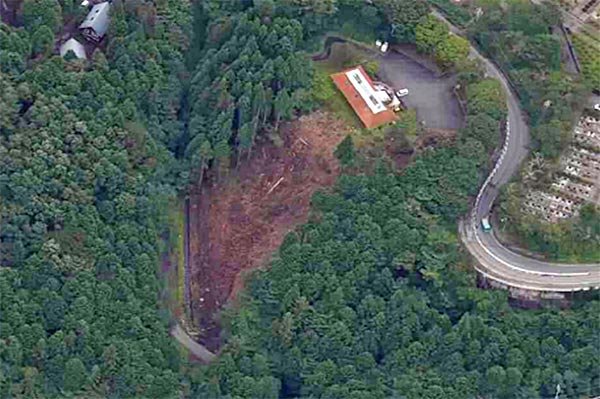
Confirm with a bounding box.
[188,112,350,351]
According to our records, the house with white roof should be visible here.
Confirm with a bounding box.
[59,38,87,60]
[79,1,110,42]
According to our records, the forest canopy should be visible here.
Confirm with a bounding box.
[0,0,598,398]
[0,0,188,396]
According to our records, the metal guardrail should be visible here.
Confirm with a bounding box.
[471,119,510,225]
[560,25,582,74]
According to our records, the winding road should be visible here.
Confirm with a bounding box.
[434,11,600,293]
[171,13,600,361]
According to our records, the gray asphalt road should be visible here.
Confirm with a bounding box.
[378,51,463,130]
[433,11,600,292]
[171,323,216,363]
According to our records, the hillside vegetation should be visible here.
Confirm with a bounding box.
[571,33,600,92]
[1,0,189,396]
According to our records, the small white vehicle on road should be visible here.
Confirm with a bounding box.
[481,217,492,232]
[396,88,409,98]
[594,103,600,112]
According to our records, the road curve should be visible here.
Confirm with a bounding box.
[171,323,217,363]
[433,11,600,292]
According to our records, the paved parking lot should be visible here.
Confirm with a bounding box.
[378,51,464,130]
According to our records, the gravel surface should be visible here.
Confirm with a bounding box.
[378,51,464,130]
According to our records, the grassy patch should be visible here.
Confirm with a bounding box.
[353,125,386,146]
[311,64,363,129]
[320,41,379,72]
[174,201,186,314]
[572,33,600,91]
[162,197,186,320]
[428,0,471,27]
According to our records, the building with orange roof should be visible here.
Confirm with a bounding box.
[330,65,398,129]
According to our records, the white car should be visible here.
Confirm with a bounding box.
[594,103,600,111]
[396,88,409,98]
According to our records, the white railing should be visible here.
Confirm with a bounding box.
[471,119,510,226]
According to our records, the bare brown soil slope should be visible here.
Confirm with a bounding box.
[188,111,349,350]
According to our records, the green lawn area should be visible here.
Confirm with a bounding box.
[161,197,186,321]
[312,63,364,129]
[572,33,600,91]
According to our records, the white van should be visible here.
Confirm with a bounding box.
[481,217,492,232]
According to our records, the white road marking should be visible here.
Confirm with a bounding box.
[471,226,593,277]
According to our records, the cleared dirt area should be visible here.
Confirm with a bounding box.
[188,111,349,351]
[385,127,457,169]
[416,128,457,150]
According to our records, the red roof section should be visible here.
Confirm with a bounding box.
[330,65,397,129]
